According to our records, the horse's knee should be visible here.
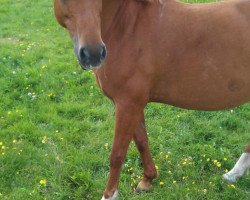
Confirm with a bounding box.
[110,152,124,167]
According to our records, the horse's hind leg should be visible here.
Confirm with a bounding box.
[133,115,157,193]
[223,143,250,182]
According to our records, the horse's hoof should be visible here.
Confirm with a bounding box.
[135,181,152,194]
[135,187,143,194]
[223,173,237,183]
[134,186,152,194]
[101,190,118,200]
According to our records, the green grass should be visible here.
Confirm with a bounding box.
[0,0,249,199]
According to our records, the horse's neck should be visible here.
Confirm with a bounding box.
[101,0,146,43]
[101,0,173,45]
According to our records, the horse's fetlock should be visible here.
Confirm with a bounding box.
[145,167,158,180]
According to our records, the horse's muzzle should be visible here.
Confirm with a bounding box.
[77,44,106,70]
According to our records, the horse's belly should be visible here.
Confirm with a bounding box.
[150,69,250,111]
[150,88,250,111]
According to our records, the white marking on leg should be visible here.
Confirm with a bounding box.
[101,190,118,200]
[223,153,250,182]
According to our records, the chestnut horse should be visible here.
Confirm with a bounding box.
[54,0,250,199]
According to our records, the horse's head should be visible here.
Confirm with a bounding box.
[54,0,106,70]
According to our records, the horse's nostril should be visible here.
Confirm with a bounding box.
[77,45,106,69]
[100,46,107,60]
[79,47,90,61]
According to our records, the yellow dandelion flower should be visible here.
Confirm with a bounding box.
[40,179,47,185]
[160,181,165,185]
[13,140,17,144]
[173,180,177,184]
[213,160,218,164]
[2,146,5,150]
[230,184,236,189]
[182,161,187,165]
[2,152,5,155]
[207,158,210,162]
[104,143,108,149]
[0,142,3,146]
[217,163,222,168]
[223,158,228,161]
[41,136,47,144]
[165,154,169,159]
[128,167,133,172]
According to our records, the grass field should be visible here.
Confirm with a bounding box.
[0,0,249,199]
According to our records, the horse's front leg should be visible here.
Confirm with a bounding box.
[223,143,250,182]
[133,116,157,193]
[102,101,145,200]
